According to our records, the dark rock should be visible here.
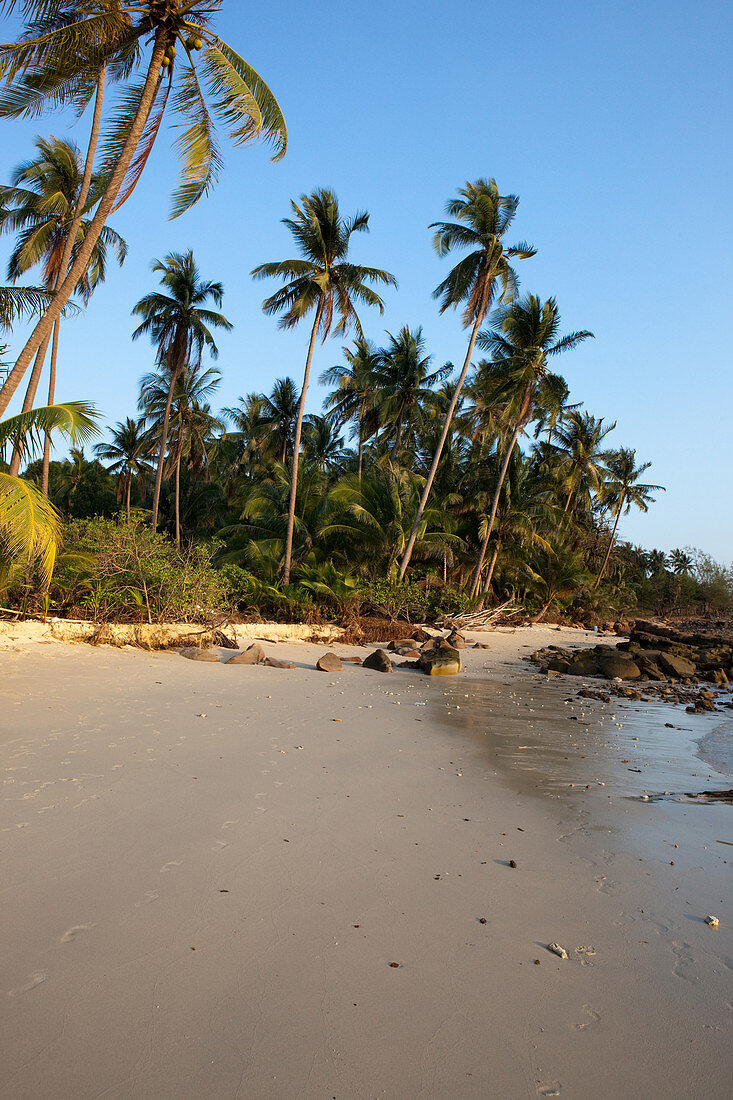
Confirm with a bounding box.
[420,643,461,676]
[180,646,221,662]
[411,627,432,643]
[398,660,422,669]
[446,629,467,649]
[597,654,642,681]
[225,643,265,665]
[363,648,393,673]
[388,638,417,651]
[263,656,295,669]
[316,652,342,672]
[658,652,696,679]
[472,642,491,649]
[395,647,422,659]
[547,658,572,673]
[338,655,363,665]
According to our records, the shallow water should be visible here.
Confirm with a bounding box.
[435,674,733,803]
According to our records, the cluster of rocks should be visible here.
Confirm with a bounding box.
[180,626,485,677]
[529,618,733,713]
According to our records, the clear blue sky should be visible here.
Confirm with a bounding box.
[1,0,731,559]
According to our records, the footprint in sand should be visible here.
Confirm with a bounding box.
[61,923,96,943]
[160,860,182,873]
[672,941,696,982]
[8,971,46,997]
[575,1005,601,1030]
[134,891,159,907]
[595,876,618,895]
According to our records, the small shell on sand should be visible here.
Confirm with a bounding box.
[547,943,568,959]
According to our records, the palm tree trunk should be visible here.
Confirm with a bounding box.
[469,418,523,598]
[398,312,482,580]
[390,413,404,461]
[126,471,131,519]
[482,543,500,595]
[282,299,324,586]
[55,65,107,298]
[593,498,624,589]
[533,596,554,623]
[150,361,177,533]
[563,487,575,514]
[0,38,166,416]
[357,402,365,481]
[40,316,61,494]
[7,335,51,475]
[174,448,181,546]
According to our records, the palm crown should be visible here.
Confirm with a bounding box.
[252,188,397,338]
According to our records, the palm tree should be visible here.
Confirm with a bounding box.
[0,400,98,589]
[132,250,231,533]
[398,178,536,579]
[468,294,593,597]
[252,188,396,584]
[324,466,455,581]
[593,449,663,588]
[257,378,300,465]
[94,416,151,518]
[139,361,221,542]
[371,325,452,460]
[668,548,694,576]
[301,414,350,475]
[0,135,126,479]
[473,450,557,596]
[319,335,381,480]
[551,410,615,516]
[0,0,287,416]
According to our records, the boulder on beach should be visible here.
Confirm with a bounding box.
[264,656,295,669]
[446,629,467,649]
[363,648,393,672]
[658,652,696,679]
[339,655,363,665]
[180,646,221,662]
[316,652,343,672]
[597,654,642,681]
[388,638,416,652]
[420,643,461,676]
[225,643,265,665]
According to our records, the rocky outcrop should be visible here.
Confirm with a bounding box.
[529,619,733,710]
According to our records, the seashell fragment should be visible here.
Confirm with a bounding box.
[547,942,568,959]
[704,915,719,928]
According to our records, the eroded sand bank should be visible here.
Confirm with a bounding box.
[1,626,731,1098]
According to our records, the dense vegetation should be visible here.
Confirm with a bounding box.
[1,3,730,627]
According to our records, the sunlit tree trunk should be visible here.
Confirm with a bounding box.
[0,41,165,416]
[40,317,61,494]
[593,497,624,589]
[469,417,523,598]
[282,299,324,586]
[398,312,482,580]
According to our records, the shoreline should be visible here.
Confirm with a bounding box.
[1,626,731,1097]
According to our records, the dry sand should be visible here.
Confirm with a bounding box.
[1,624,731,1098]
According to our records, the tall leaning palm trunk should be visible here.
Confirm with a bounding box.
[0,36,166,416]
[398,178,535,580]
[252,189,395,586]
[468,295,592,598]
[41,65,107,493]
[469,392,528,598]
[282,299,324,583]
[0,2,287,417]
[594,497,624,590]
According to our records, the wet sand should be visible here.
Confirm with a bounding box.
[1,626,731,1098]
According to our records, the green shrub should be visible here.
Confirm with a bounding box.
[51,515,229,622]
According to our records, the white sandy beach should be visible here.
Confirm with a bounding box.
[1,624,731,1098]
